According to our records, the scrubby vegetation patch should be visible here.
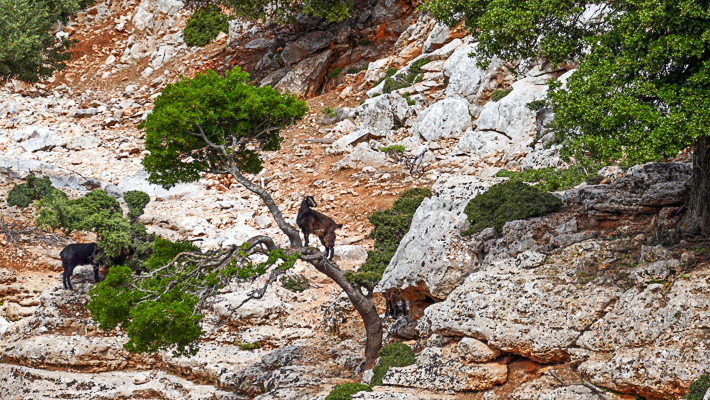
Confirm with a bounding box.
[371,341,416,386]
[325,383,372,400]
[183,5,230,47]
[463,180,563,235]
[7,174,66,209]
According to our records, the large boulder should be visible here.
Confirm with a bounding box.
[333,143,389,170]
[66,135,102,150]
[378,175,495,301]
[13,126,56,152]
[381,347,507,391]
[281,31,335,65]
[274,50,333,98]
[410,97,472,141]
[443,43,511,106]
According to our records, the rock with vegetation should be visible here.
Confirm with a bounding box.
[6,175,66,209]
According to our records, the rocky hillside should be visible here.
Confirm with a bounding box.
[1,0,709,399]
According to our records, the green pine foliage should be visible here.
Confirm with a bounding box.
[686,375,710,400]
[422,0,710,167]
[346,188,431,288]
[87,243,298,356]
[495,165,592,192]
[327,67,342,79]
[124,190,151,221]
[462,180,563,235]
[35,189,154,264]
[183,5,230,47]
[139,67,307,189]
[6,175,66,209]
[0,0,92,82]
[371,341,416,386]
[325,383,372,400]
[375,60,429,94]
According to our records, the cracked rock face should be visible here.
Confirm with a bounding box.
[410,97,472,141]
[381,347,507,391]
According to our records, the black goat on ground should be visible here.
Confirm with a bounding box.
[384,289,407,318]
[296,196,342,260]
[60,243,102,290]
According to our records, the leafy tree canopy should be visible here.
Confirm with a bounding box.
[422,0,710,166]
[183,0,353,24]
[0,0,93,82]
[140,67,308,189]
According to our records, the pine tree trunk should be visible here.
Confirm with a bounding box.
[685,137,710,236]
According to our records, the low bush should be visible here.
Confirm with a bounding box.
[124,190,151,220]
[346,188,430,287]
[495,166,592,192]
[526,99,547,111]
[183,5,230,47]
[462,180,563,235]
[371,341,416,386]
[686,375,710,400]
[236,341,261,350]
[380,145,405,153]
[7,174,66,209]
[322,107,337,118]
[402,92,416,106]
[327,67,342,79]
[490,87,513,102]
[326,383,372,400]
[408,58,431,74]
[280,274,310,292]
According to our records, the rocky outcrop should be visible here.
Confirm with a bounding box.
[381,347,507,391]
[0,364,238,400]
[410,97,472,141]
[275,50,333,98]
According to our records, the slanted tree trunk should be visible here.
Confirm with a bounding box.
[685,137,710,236]
[224,164,383,367]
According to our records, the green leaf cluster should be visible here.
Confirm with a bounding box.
[325,383,372,400]
[380,145,405,154]
[346,188,431,288]
[462,180,563,235]
[494,165,601,192]
[422,0,710,166]
[371,341,415,386]
[35,189,153,265]
[375,61,429,95]
[6,174,67,209]
[236,341,261,350]
[183,5,230,47]
[280,274,310,292]
[0,0,92,82]
[87,240,298,356]
[327,67,342,80]
[140,67,307,189]
[124,190,151,221]
[686,375,710,400]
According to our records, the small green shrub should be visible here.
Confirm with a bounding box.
[409,58,431,74]
[383,78,410,93]
[686,375,710,400]
[124,190,151,220]
[380,145,405,153]
[585,174,604,185]
[7,174,66,209]
[322,107,337,118]
[526,99,547,111]
[490,87,513,102]
[327,67,342,79]
[371,341,416,386]
[183,5,230,47]
[462,180,563,235]
[326,383,372,400]
[347,67,360,74]
[359,39,372,46]
[402,92,416,106]
[280,274,310,292]
[346,188,431,289]
[236,341,262,350]
[494,166,594,192]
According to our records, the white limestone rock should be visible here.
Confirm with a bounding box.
[410,97,472,141]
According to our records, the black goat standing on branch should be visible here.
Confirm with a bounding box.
[296,196,342,260]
